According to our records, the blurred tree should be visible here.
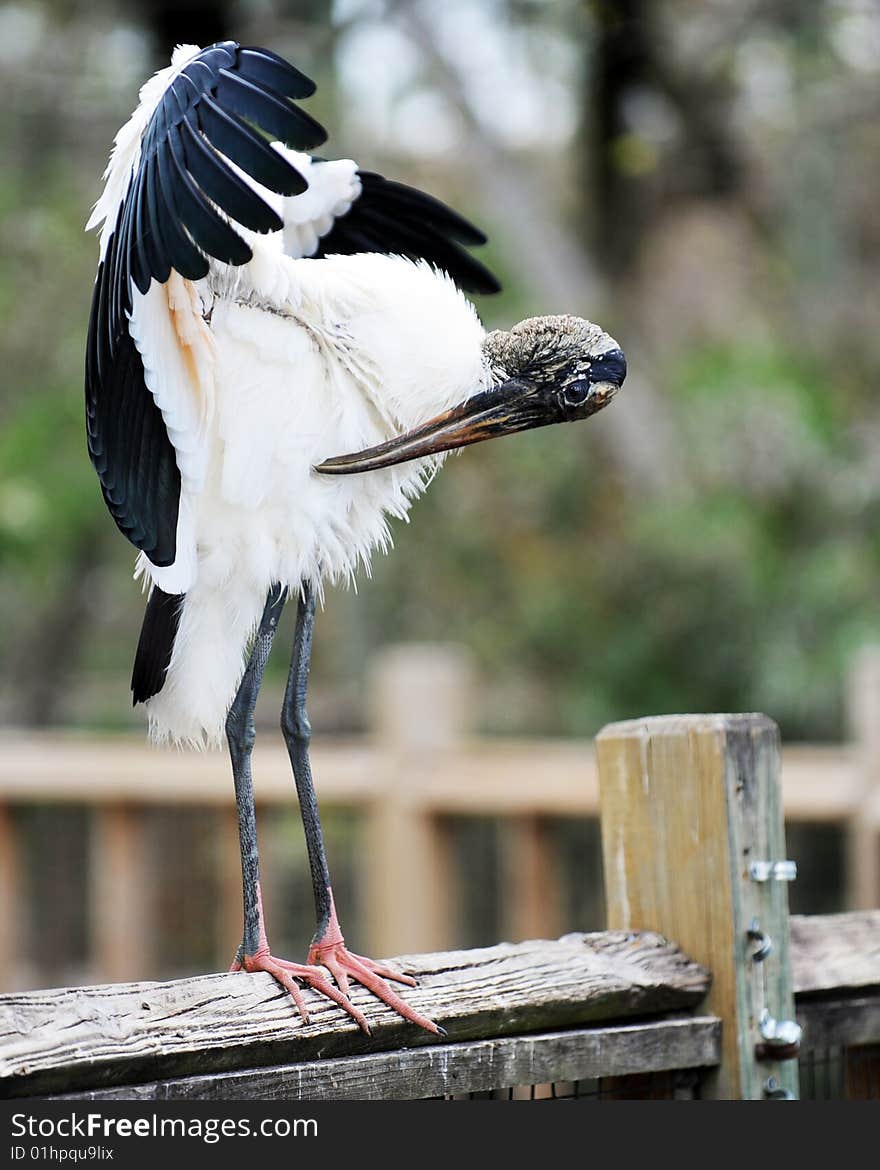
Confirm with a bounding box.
[135,0,230,60]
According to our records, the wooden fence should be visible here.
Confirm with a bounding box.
[2,916,877,1100]
[2,711,879,1100]
[3,643,880,991]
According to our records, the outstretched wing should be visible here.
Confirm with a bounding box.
[307,168,501,296]
[86,41,326,567]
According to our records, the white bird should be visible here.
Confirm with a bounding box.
[86,41,626,1035]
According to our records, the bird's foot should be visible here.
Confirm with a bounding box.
[230,945,372,1035]
[306,894,445,1036]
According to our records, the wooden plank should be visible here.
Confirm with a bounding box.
[501,816,562,943]
[845,1044,880,1100]
[796,996,880,1050]
[0,931,709,1097]
[48,1016,720,1101]
[0,735,380,807]
[0,803,24,992]
[0,731,859,821]
[214,807,243,967]
[363,801,455,956]
[791,911,880,995]
[597,714,799,1100]
[363,646,463,955]
[779,746,860,822]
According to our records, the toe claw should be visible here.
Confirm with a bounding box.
[233,927,439,1036]
[238,950,370,1032]
[307,941,440,1034]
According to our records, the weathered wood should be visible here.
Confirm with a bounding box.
[597,714,799,1101]
[48,1017,720,1101]
[791,908,880,1073]
[844,1044,880,1100]
[791,911,880,996]
[0,932,709,1098]
[796,996,880,1050]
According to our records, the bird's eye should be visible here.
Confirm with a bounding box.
[562,380,591,408]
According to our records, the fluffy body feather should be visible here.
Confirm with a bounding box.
[140,249,486,745]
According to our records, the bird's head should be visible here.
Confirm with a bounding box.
[314,314,625,475]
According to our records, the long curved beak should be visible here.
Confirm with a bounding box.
[315,342,626,476]
[314,377,550,476]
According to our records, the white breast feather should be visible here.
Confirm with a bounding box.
[144,250,489,746]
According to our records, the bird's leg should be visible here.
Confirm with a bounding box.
[226,584,370,1033]
[281,581,443,1036]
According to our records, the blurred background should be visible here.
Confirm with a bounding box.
[2,0,880,992]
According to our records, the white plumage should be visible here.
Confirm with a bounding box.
[84,44,493,746]
[137,249,487,745]
[87,42,623,754]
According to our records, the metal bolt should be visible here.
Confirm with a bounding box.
[763,1076,796,1100]
[749,859,797,882]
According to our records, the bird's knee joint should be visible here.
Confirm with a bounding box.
[281,708,311,747]
[226,711,256,755]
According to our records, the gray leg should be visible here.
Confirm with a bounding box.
[280,579,334,940]
[226,583,286,959]
[225,583,374,1032]
[278,580,443,1035]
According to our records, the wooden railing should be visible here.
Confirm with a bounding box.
[2,711,879,1101]
[2,644,880,991]
[0,932,715,1098]
[3,914,877,1100]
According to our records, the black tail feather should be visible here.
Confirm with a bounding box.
[131,588,184,705]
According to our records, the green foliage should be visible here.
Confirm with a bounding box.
[0,158,98,570]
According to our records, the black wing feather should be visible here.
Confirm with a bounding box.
[154,145,210,280]
[131,587,185,705]
[86,41,326,564]
[215,69,326,151]
[176,118,283,234]
[196,97,309,196]
[358,173,488,246]
[236,46,316,99]
[312,170,501,296]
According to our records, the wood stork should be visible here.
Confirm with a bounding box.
[86,41,626,1036]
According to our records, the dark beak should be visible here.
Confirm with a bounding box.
[313,348,626,476]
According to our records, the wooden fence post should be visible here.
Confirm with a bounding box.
[596,714,799,1100]
[846,646,880,910]
[363,644,469,956]
[215,806,244,965]
[501,816,562,943]
[0,802,24,991]
[89,805,153,983]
